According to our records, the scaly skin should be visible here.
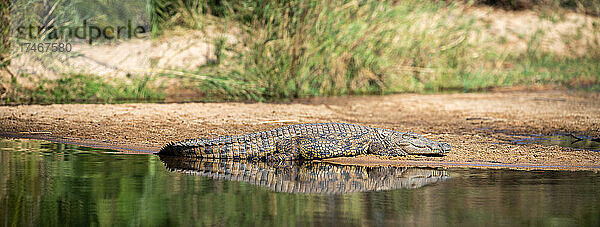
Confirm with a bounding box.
[159,123,451,161]
[159,157,450,194]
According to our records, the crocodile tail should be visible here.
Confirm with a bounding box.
[158,139,208,157]
[158,141,179,155]
[160,137,249,159]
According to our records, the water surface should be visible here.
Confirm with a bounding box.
[1,139,599,226]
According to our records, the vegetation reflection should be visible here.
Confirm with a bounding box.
[1,139,599,226]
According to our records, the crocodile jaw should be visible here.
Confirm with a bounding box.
[394,131,452,156]
[402,142,451,156]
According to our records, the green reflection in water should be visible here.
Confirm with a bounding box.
[1,139,599,226]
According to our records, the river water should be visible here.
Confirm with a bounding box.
[1,139,598,226]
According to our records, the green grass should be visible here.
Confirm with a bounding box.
[154,0,599,100]
[421,53,600,92]
[0,0,10,68]
[3,74,164,104]
[2,0,599,104]
[153,0,485,99]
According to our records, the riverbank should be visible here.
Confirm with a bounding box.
[1,90,599,170]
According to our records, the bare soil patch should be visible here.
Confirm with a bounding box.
[1,90,599,170]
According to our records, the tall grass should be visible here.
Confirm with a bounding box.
[146,0,600,101]
[151,0,487,99]
[0,0,9,69]
[243,1,476,97]
[2,0,599,104]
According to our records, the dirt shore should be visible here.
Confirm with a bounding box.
[1,90,599,170]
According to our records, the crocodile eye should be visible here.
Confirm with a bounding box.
[401,134,417,140]
[398,134,427,148]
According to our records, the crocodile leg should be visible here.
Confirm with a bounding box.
[368,140,408,157]
[275,137,298,153]
[263,137,300,161]
[297,133,371,160]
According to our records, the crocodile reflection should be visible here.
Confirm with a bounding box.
[159,156,450,194]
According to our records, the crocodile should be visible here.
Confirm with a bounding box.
[159,123,451,161]
[159,156,450,194]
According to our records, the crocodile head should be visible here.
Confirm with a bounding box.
[392,131,451,156]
